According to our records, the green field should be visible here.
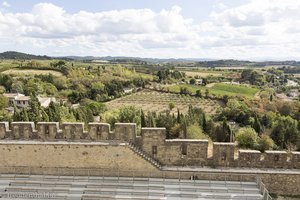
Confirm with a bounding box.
[167,83,259,98]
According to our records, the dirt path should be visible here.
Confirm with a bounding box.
[254,91,261,99]
[205,83,215,88]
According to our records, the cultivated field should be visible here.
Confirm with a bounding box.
[166,83,260,98]
[2,69,64,76]
[178,69,240,79]
[105,90,222,115]
[182,71,223,77]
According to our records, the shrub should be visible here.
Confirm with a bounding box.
[169,102,175,110]
[187,124,210,140]
[257,134,274,152]
[236,127,258,149]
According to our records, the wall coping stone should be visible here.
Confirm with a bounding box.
[239,150,261,153]
[265,150,288,154]
[213,142,235,146]
[0,140,129,146]
[165,139,209,143]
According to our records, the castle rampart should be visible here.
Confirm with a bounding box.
[0,121,298,169]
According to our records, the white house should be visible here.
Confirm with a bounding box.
[195,79,203,85]
[3,93,56,108]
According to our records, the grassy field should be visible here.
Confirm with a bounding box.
[2,69,64,76]
[178,69,240,79]
[166,83,259,98]
[182,71,223,77]
[106,90,222,115]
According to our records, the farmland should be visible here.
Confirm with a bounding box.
[2,69,64,77]
[105,90,222,115]
[166,83,260,98]
[182,70,224,77]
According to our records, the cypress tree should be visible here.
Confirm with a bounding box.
[13,106,21,121]
[253,115,262,134]
[29,94,42,123]
[86,107,94,123]
[202,114,207,133]
[141,110,146,127]
[177,109,181,123]
[20,108,29,121]
[41,108,49,122]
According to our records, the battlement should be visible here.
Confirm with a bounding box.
[0,122,136,142]
[0,122,299,169]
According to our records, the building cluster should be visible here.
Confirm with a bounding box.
[3,93,55,112]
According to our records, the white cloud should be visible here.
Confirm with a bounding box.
[1,1,10,8]
[0,1,300,59]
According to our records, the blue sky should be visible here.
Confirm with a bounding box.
[0,0,300,60]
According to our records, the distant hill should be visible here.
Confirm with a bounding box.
[0,51,52,60]
[64,55,215,63]
[1,51,299,66]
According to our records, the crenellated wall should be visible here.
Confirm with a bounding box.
[0,122,299,169]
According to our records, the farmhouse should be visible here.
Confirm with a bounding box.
[123,87,134,94]
[195,78,203,85]
[3,93,56,108]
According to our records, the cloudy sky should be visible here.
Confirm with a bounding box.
[0,0,300,60]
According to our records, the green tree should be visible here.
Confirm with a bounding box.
[257,134,274,152]
[195,90,202,98]
[141,110,146,127]
[271,116,299,149]
[236,127,258,149]
[0,95,8,110]
[205,89,209,98]
[180,87,191,95]
[11,81,24,93]
[87,102,107,116]
[20,108,29,121]
[41,108,49,122]
[169,102,175,111]
[118,106,141,126]
[28,95,42,123]
[189,78,196,85]
[187,124,209,140]
[47,101,61,122]
[202,114,207,133]
[253,115,262,134]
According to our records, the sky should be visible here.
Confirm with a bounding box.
[0,0,300,60]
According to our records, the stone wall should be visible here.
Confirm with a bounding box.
[212,142,235,167]
[0,122,299,169]
[0,141,158,172]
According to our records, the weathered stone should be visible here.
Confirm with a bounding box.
[238,150,262,168]
[61,123,84,140]
[88,123,111,140]
[264,151,288,168]
[212,142,235,167]
[11,122,35,139]
[0,122,9,139]
[36,122,59,140]
[114,123,136,142]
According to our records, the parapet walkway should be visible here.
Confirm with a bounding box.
[0,174,263,200]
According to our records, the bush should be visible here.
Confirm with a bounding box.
[236,127,258,149]
[187,124,210,140]
[169,102,175,110]
[257,134,274,152]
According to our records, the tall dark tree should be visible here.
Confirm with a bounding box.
[28,95,42,123]
[141,110,146,127]
[177,109,181,123]
[253,115,262,134]
[202,114,207,133]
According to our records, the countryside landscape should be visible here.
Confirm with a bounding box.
[0,51,299,151]
[0,0,299,199]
